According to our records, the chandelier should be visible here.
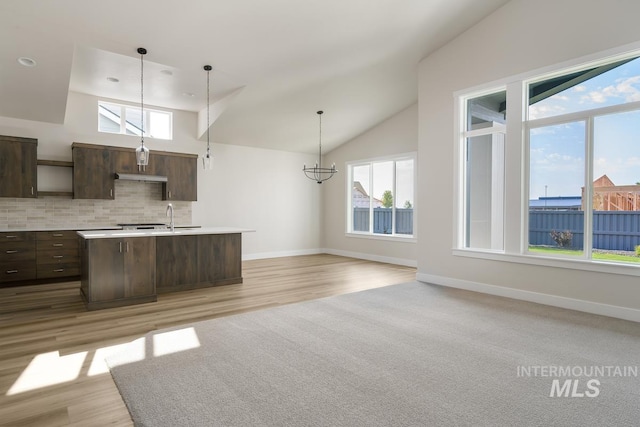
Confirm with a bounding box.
[303,111,337,184]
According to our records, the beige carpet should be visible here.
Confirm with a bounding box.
[107,282,640,426]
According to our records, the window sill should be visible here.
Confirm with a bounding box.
[452,248,640,277]
[346,232,416,243]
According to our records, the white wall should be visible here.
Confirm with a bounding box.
[0,91,320,258]
[322,103,418,266]
[417,0,640,318]
[192,143,321,259]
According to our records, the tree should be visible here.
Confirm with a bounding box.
[381,190,393,208]
[404,200,413,209]
[550,229,573,248]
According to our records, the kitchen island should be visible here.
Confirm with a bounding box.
[78,227,253,310]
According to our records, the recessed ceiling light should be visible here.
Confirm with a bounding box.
[183,92,195,97]
[106,77,120,83]
[160,69,173,76]
[17,57,37,67]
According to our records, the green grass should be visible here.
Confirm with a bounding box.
[529,246,640,264]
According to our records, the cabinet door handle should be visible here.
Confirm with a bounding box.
[31,187,34,195]
[53,269,64,273]
[126,242,129,253]
[119,242,122,253]
[52,233,63,237]
[6,250,18,254]
[52,243,63,247]
[5,235,17,239]
[53,255,64,259]
[6,270,18,274]
[110,188,113,197]
[168,190,171,199]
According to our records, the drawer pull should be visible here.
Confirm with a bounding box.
[53,269,65,273]
[6,250,18,254]
[5,235,17,239]
[6,270,18,274]
[53,255,64,259]
[52,233,64,237]
[52,243,64,247]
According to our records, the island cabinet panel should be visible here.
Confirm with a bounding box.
[197,234,242,285]
[156,235,198,293]
[81,237,156,310]
[0,135,37,198]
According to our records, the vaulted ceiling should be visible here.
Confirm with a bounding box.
[0,0,509,153]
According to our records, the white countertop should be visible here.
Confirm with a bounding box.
[0,225,199,232]
[0,225,123,232]
[78,227,255,239]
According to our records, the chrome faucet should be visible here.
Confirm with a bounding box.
[166,203,174,231]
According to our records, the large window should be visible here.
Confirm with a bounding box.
[526,55,640,264]
[457,50,640,268]
[347,155,416,238]
[98,101,172,140]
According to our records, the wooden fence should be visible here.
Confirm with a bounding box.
[529,211,640,251]
[353,208,413,235]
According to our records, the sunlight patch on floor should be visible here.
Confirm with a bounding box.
[152,327,201,357]
[7,351,87,395]
[88,341,144,376]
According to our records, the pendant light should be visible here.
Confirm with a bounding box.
[202,65,213,170]
[303,111,337,184]
[136,47,150,170]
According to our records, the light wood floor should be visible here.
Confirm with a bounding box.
[0,254,416,426]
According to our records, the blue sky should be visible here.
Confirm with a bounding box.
[529,57,640,199]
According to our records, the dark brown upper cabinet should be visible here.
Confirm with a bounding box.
[71,143,197,201]
[72,143,115,199]
[0,135,37,198]
[154,153,198,201]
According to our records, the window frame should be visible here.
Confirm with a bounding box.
[458,88,507,251]
[524,98,640,260]
[98,100,173,140]
[453,45,640,276]
[345,152,417,241]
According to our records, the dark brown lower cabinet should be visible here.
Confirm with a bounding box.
[156,233,242,293]
[197,234,242,285]
[81,237,156,310]
[1,230,82,286]
[35,231,80,280]
[0,232,36,284]
[156,235,198,293]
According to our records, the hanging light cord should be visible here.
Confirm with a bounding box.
[207,66,210,155]
[140,48,145,147]
[318,111,322,169]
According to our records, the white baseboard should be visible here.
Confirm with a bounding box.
[243,247,416,267]
[416,273,640,323]
[324,248,417,267]
[242,248,323,261]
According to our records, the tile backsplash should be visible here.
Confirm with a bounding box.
[0,181,191,229]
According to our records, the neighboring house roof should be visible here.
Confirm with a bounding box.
[529,196,582,209]
[353,181,369,198]
[593,174,615,187]
[353,181,383,207]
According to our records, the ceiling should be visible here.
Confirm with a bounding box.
[0,0,509,154]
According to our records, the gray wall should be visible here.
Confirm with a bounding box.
[322,104,417,266]
[417,0,640,316]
